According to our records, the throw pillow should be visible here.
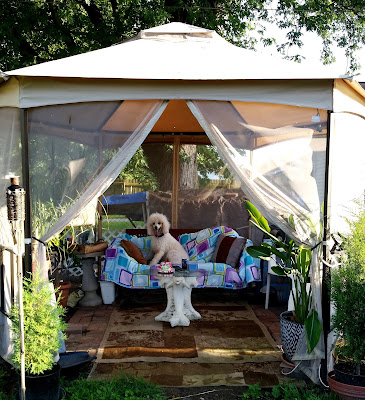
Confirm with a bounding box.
[211,234,247,270]
[120,240,147,265]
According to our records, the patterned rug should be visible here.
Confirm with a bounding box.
[89,300,284,386]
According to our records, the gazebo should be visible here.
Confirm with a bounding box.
[1,22,365,384]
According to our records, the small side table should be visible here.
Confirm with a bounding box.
[77,252,104,306]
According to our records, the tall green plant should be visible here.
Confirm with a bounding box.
[245,200,321,354]
[331,205,365,372]
[10,272,67,375]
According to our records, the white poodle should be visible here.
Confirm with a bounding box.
[146,212,188,266]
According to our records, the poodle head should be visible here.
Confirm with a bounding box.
[147,213,170,236]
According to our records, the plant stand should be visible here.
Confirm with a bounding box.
[77,252,103,307]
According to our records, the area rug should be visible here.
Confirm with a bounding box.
[89,300,284,386]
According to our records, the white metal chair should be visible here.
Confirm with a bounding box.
[265,254,283,309]
[265,249,294,310]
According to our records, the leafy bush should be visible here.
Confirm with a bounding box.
[63,372,166,400]
[10,272,67,375]
[331,204,365,366]
[242,383,338,400]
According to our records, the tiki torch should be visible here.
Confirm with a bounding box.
[7,176,26,400]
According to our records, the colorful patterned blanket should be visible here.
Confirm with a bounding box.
[101,226,260,289]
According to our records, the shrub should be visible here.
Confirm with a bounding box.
[10,272,67,375]
[330,204,365,368]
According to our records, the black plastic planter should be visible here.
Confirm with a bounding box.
[334,362,365,387]
[20,363,61,400]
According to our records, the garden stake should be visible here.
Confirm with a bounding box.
[7,176,26,400]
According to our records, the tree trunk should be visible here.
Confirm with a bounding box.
[142,144,173,191]
[180,144,198,189]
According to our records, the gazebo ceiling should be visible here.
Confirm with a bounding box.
[28,98,327,148]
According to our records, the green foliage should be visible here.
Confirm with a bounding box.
[119,147,159,191]
[245,200,321,354]
[242,382,338,399]
[331,204,365,366]
[10,272,67,375]
[63,371,167,400]
[0,1,363,73]
[197,145,231,187]
[47,226,84,267]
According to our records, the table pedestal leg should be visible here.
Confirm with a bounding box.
[79,257,102,307]
[170,279,190,327]
[155,276,201,327]
[183,277,201,320]
[155,280,174,322]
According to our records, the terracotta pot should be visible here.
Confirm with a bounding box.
[280,352,309,381]
[281,352,295,368]
[55,282,72,308]
[328,370,365,399]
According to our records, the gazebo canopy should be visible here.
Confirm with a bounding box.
[1,22,365,384]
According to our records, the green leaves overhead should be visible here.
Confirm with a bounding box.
[0,0,364,72]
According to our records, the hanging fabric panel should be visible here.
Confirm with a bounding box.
[188,99,327,383]
[0,108,22,251]
[27,100,168,243]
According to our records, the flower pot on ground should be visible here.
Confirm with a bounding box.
[55,281,72,308]
[280,310,305,361]
[328,203,365,399]
[10,272,67,400]
[245,201,322,360]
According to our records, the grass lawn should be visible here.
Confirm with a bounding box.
[101,216,144,231]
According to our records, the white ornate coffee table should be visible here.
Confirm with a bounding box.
[150,269,208,327]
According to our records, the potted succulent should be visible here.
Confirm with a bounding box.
[245,201,322,360]
[10,272,67,400]
[327,206,365,399]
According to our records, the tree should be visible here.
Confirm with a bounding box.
[0,0,364,73]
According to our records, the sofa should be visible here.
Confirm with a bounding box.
[100,226,261,296]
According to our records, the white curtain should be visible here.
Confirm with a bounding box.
[0,108,22,252]
[188,99,326,383]
[26,100,168,243]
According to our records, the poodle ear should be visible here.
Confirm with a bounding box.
[146,219,154,236]
[162,217,170,234]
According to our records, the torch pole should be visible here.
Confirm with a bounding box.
[7,177,26,400]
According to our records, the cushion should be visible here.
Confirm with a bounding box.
[211,234,247,270]
[178,226,238,262]
[120,240,147,265]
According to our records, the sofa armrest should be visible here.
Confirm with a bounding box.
[238,240,261,285]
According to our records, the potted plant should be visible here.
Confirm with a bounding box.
[327,206,365,399]
[244,201,322,360]
[47,228,80,307]
[10,272,67,400]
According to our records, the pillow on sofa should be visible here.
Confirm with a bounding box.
[120,240,147,265]
[211,235,247,270]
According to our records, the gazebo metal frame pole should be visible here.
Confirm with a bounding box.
[321,109,334,384]
[7,177,26,400]
[20,109,32,276]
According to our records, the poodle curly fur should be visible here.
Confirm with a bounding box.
[146,212,188,265]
